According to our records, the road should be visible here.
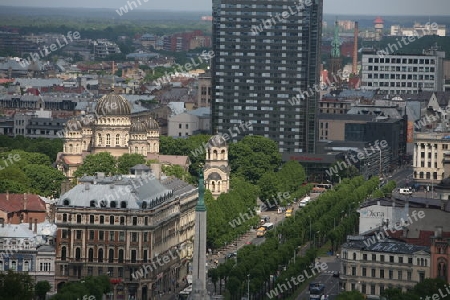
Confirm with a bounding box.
[389,166,412,188]
[295,257,341,300]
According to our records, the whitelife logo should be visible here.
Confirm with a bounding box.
[19,31,80,68]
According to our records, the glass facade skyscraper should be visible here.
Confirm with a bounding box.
[211,0,323,153]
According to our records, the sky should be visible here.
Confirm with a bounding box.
[0,0,449,15]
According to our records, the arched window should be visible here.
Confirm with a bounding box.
[110,201,117,208]
[106,134,111,146]
[109,249,114,263]
[63,199,70,206]
[213,150,218,160]
[120,201,127,208]
[11,261,16,271]
[217,181,221,192]
[69,144,73,153]
[97,134,102,146]
[221,149,226,160]
[118,249,124,263]
[88,248,94,262]
[23,260,29,272]
[75,248,81,261]
[116,134,120,146]
[98,248,103,263]
[211,181,216,192]
[61,246,67,261]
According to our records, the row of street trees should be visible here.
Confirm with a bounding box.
[207,176,382,299]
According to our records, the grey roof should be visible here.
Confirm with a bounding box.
[14,78,63,87]
[57,174,180,210]
[187,107,211,117]
[343,237,430,254]
[318,113,375,121]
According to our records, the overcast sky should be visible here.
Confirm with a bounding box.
[1,0,449,15]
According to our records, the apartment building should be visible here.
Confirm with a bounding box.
[340,237,430,297]
[211,0,323,153]
[54,171,197,300]
[361,48,445,95]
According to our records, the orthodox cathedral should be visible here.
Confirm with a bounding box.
[56,93,160,178]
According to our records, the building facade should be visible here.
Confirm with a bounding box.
[340,237,430,297]
[54,171,197,300]
[361,49,445,95]
[211,0,323,153]
[56,93,160,178]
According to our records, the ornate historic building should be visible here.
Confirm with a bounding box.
[54,170,197,300]
[430,227,450,283]
[56,93,160,178]
[203,135,230,198]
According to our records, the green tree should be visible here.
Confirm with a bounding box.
[277,160,306,193]
[23,164,66,197]
[117,153,146,174]
[162,164,194,183]
[228,136,281,183]
[35,280,52,300]
[336,290,366,300]
[0,270,34,300]
[73,152,117,178]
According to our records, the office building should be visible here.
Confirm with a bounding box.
[361,47,445,95]
[211,0,323,153]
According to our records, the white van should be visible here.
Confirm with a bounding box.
[399,188,413,195]
[299,198,310,207]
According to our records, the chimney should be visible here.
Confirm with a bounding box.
[23,193,27,211]
[352,21,359,75]
[151,163,161,180]
[34,219,37,234]
[29,218,32,230]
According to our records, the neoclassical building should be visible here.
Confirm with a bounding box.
[54,170,197,300]
[56,93,160,177]
[203,135,230,198]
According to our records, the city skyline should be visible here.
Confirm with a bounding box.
[0,0,449,15]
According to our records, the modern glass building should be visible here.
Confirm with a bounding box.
[211,0,323,153]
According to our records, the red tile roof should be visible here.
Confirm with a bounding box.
[0,193,46,213]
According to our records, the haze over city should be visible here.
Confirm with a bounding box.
[0,0,449,15]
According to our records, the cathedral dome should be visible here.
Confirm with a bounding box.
[95,94,131,116]
[208,135,227,147]
[130,120,148,133]
[65,119,82,131]
[146,118,159,130]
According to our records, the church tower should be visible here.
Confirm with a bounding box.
[189,170,210,300]
[204,135,230,198]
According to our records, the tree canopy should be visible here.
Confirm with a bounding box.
[0,270,34,300]
[50,275,110,300]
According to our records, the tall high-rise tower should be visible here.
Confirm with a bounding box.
[211,0,323,153]
[329,19,342,84]
[189,170,210,300]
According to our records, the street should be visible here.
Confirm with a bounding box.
[296,257,341,300]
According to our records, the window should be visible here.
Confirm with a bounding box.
[143,232,148,242]
[185,124,188,129]
[352,267,356,276]
[144,217,148,226]
[76,230,82,239]
[119,231,125,242]
[120,217,125,225]
[23,260,29,272]
[371,269,376,277]
[380,255,385,262]
[75,248,81,261]
[109,231,115,242]
[63,214,67,222]
[361,284,366,294]
[407,271,412,281]
[62,229,68,239]
[363,254,367,260]
[100,216,104,224]
[115,134,120,145]
[109,249,114,263]
[106,134,110,146]
[419,271,425,282]
[362,267,367,276]
[118,249,124,263]
[132,232,138,243]
[108,267,114,277]
[143,250,148,263]
[179,124,182,129]
[371,285,376,295]
[380,285,385,294]
[88,248,94,262]
[131,250,137,263]
[11,261,16,271]
[372,254,376,261]
[76,215,81,224]
[380,269,384,278]
[89,215,94,224]
[88,267,93,276]
[89,230,95,240]
[133,217,137,226]
[399,257,403,264]
[398,271,402,280]
[118,267,124,278]
[98,267,103,276]
[99,231,104,241]
[389,270,393,279]
[98,248,103,263]
[110,216,114,225]
[61,247,67,261]
[408,258,413,264]
[353,253,356,260]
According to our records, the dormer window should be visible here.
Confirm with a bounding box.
[120,201,127,209]
[63,199,70,206]
[110,201,117,208]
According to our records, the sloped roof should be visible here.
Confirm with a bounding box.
[0,193,46,213]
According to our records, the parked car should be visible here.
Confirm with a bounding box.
[226,252,237,259]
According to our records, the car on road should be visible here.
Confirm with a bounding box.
[226,252,237,259]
